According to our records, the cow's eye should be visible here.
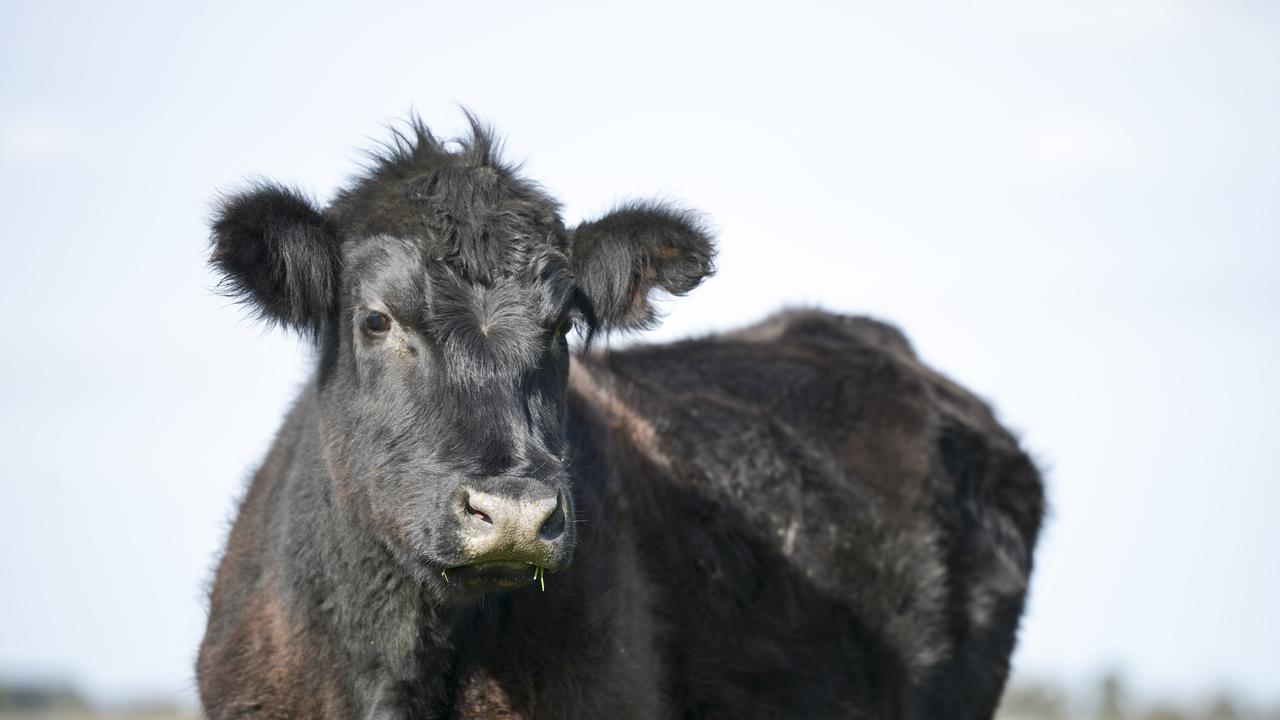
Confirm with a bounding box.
[554,318,572,339]
[363,311,392,334]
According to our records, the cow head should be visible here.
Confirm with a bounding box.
[209,117,714,600]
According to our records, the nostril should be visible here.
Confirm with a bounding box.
[465,497,493,524]
[538,496,566,541]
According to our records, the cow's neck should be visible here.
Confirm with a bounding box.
[284,422,475,717]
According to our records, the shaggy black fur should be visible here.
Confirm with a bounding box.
[198,117,1044,720]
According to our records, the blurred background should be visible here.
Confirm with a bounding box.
[2,1,1277,718]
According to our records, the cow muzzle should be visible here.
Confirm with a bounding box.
[444,485,570,590]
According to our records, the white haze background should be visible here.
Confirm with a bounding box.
[1,0,1277,709]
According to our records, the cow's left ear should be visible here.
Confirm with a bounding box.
[567,202,715,330]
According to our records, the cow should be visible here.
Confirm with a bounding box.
[197,116,1045,720]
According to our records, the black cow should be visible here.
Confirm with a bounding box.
[197,116,1044,719]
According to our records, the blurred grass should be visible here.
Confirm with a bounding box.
[0,713,194,720]
[2,675,1276,719]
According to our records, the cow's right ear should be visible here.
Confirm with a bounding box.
[210,184,342,336]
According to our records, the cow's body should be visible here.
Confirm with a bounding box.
[197,118,1043,719]
[200,310,1041,719]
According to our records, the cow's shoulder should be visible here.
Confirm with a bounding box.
[573,310,931,439]
[726,308,917,360]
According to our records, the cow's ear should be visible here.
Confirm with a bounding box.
[567,202,715,331]
[210,184,342,336]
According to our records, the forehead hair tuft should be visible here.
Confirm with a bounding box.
[363,111,502,182]
[329,112,567,285]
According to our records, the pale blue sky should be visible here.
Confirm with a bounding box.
[1,0,1277,708]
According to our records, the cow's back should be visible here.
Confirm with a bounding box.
[570,309,1044,719]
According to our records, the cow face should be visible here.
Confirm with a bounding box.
[208,119,714,599]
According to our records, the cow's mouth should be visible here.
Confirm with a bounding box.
[441,560,549,592]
